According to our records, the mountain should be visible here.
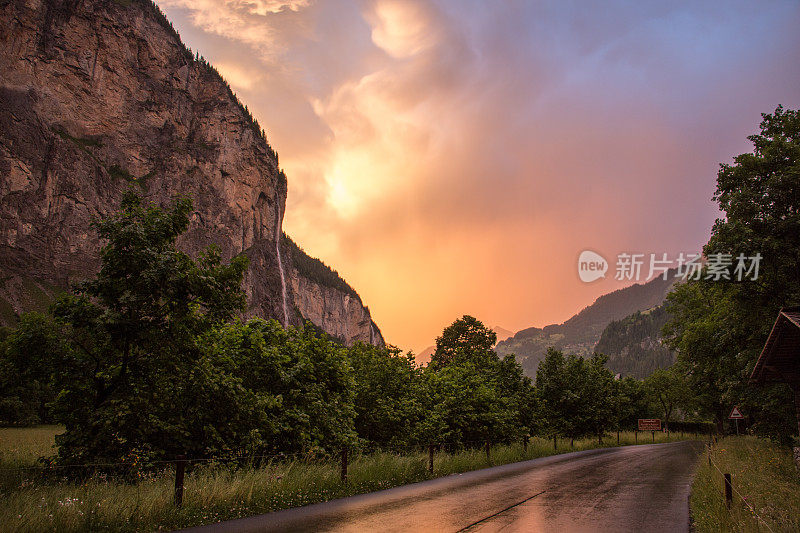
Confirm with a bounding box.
[595,305,675,379]
[417,346,435,366]
[493,326,514,343]
[495,273,677,377]
[0,0,382,345]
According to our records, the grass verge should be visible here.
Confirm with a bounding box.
[691,436,800,532]
[1,427,687,532]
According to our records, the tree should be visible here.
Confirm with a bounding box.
[643,366,689,431]
[415,361,518,445]
[706,106,800,315]
[206,318,357,455]
[583,353,616,441]
[51,191,250,463]
[664,107,800,442]
[663,282,744,433]
[0,313,66,425]
[412,316,533,446]
[535,349,615,442]
[430,315,497,369]
[347,343,423,448]
[535,348,571,440]
[611,376,647,432]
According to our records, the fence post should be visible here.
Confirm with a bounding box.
[485,441,491,462]
[174,455,186,507]
[428,444,434,474]
[523,435,529,454]
[341,446,348,483]
[635,430,638,444]
[724,473,732,509]
[553,435,557,451]
[651,430,655,443]
[617,430,620,445]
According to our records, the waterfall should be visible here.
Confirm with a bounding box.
[275,199,289,326]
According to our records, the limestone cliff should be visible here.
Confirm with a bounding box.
[0,0,384,345]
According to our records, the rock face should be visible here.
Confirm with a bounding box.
[289,267,382,345]
[0,0,383,345]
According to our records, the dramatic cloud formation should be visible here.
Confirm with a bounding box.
[157,0,800,352]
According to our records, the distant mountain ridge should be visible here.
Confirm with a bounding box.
[493,326,514,343]
[496,273,677,377]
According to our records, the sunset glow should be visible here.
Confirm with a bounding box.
[156,0,800,352]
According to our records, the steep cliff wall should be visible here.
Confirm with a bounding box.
[283,235,384,345]
[0,0,383,345]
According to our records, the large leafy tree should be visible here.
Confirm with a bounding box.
[416,315,533,445]
[430,315,497,369]
[204,319,357,455]
[414,362,518,445]
[51,192,249,463]
[643,366,690,431]
[611,376,648,431]
[706,105,800,315]
[0,313,66,426]
[664,107,799,442]
[347,343,423,448]
[535,348,615,441]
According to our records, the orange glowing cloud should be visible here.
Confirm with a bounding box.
[156,0,800,352]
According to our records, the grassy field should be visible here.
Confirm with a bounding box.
[0,427,686,532]
[691,436,800,532]
[0,426,61,465]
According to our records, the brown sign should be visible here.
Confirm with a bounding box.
[638,419,661,431]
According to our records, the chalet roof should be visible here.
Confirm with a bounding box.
[750,307,800,384]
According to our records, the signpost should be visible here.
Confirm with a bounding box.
[638,419,661,443]
[729,406,744,435]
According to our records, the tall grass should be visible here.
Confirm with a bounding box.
[0,426,61,464]
[0,427,687,532]
[691,436,800,532]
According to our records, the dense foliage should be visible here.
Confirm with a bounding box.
[597,306,675,378]
[0,313,63,426]
[664,106,800,443]
[0,197,536,464]
[0,192,697,466]
[50,192,249,463]
[536,349,635,441]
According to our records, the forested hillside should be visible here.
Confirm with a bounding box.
[496,273,676,377]
[595,305,675,378]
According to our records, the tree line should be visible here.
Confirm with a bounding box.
[5,106,795,464]
[0,193,682,467]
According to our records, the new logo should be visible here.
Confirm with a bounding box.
[578,250,608,283]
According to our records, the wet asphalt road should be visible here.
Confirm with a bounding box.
[186,441,703,533]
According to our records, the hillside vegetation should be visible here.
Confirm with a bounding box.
[596,305,676,378]
[496,273,676,376]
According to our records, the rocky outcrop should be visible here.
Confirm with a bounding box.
[289,270,384,345]
[0,0,383,345]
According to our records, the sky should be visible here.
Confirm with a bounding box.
[155,0,800,353]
